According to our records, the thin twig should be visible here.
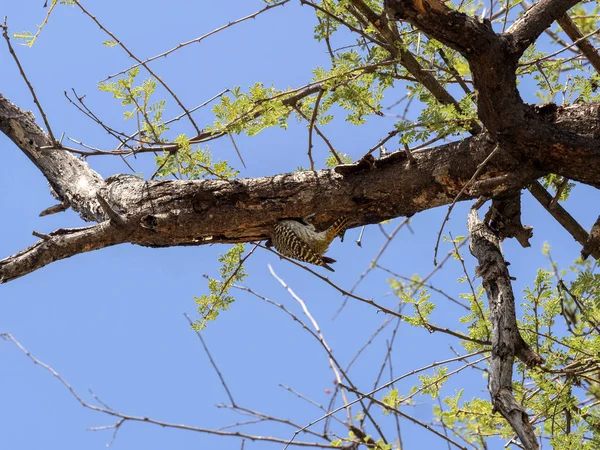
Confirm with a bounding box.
[340,372,478,450]
[366,129,401,155]
[529,181,599,259]
[1,19,57,144]
[387,341,404,450]
[184,313,236,406]
[217,404,328,440]
[433,143,501,265]
[355,225,366,247]
[376,264,469,310]
[0,332,333,448]
[438,49,472,95]
[104,1,290,81]
[261,244,489,346]
[292,105,343,165]
[115,89,229,152]
[307,89,325,171]
[217,244,258,298]
[282,350,486,449]
[236,283,387,444]
[334,218,410,318]
[299,0,389,48]
[557,13,600,75]
[73,1,201,134]
[548,177,569,209]
[519,25,600,67]
[229,133,247,169]
[269,266,353,424]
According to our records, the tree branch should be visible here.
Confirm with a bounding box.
[507,0,581,55]
[468,208,544,450]
[0,222,127,283]
[556,13,600,75]
[1,92,600,282]
[0,93,105,221]
[528,180,600,259]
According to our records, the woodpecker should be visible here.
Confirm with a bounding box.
[269,216,348,271]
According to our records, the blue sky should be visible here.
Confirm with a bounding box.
[0,1,598,449]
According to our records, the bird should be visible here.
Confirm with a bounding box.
[268,216,348,271]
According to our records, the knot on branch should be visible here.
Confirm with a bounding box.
[96,193,127,228]
[334,153,376,176]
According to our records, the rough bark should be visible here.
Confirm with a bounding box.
[1,92,600,282]
[1,0,598,447]
[0,94,105,222]
[468,209,544,450]
[484,194,533,248]
[379,2,600,448]
[384,0,585,142]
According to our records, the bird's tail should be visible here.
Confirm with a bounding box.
[321,256,336,272]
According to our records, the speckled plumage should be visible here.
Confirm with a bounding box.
[270,217,347,271]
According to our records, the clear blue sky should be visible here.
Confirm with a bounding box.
[0,1,598,449]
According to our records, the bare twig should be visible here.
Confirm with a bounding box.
[519,24,600,68]
[341,357,487,449]
[0,332,335,448]
[39,202,68,217]
[335,218,410,318]
[184,313,236,406]
[229,133,247,169]
[73,1,201,134]
[103,1,290,81]
[269,266,353,423]
[307,89,325,171]
[292,105,343,165]
[236,282,388,444]
[433,143,501,265]
[261,244,489,346]
[1,19,57,144]
[283,350,486,449]
[556,13,600,75]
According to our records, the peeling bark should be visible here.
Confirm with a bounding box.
[484,194,533,248]
[468,209,543,450]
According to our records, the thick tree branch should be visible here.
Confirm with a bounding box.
[507,0,580,55]
[384,0,497,56]
[468,209,543,450]
[1,92,600,282]
[349,0,482,134]
[384,0,593,142]
[0,93,105,221]
[384,0,527,135]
